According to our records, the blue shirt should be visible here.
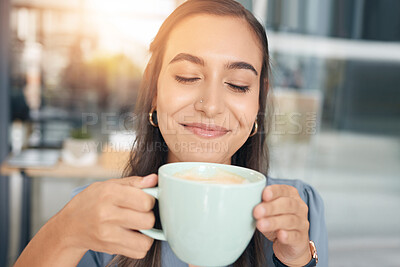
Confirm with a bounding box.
[75,177,328,266]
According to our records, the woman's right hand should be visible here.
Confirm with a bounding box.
[54,174,158,259]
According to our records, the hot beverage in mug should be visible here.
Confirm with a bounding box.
[140,162,266,266]
[174,166,249,184]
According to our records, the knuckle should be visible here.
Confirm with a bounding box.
[286,231,294,243]
[143,197,155,211]
[99,185,117,202]
[138,212,155,230]
[127,180,137,188]
[295,200,303,212]
[96,206,111,223]
[135,251,148,259]
[297,201,308,216]
[304,220,310,230]
[95,225,111,242]
[146,213,156,229]
[303,203,309,214]
[129,177,142,187]
[140,236,154,251]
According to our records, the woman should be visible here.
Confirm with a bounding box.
[14,0,327,266]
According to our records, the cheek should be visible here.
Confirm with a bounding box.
[231,92,259,130]
[157,72,204,122]
[156,77,191,135]
[157,75,193,110]
[157,75,177,116]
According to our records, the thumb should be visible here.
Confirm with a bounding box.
[118,173,158,189]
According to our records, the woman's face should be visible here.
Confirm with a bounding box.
[156,15,263,164]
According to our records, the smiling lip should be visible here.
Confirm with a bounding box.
[181,122,229,138]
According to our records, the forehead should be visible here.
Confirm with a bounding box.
[163,14,263,70]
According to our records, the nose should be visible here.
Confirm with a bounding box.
[194,80,225,118]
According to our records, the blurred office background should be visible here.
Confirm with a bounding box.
[0,0,399,266]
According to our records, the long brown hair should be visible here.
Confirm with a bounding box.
[110,0,272,266]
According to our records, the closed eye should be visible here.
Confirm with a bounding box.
[175,76,250,92]
[225,82,250,92]
[175,75,201,84]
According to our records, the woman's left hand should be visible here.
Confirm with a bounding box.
[253,185,312,266]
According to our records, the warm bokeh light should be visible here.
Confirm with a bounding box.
[83,0,175,66]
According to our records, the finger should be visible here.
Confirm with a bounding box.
[276,230,305,245]
[262,185,299,202]
[118,229,154,258]
[260,229,277,242]
[256,214,307,233]
[115,208,155,230]
[253,197,308,219]
[116,174,158,189]
[113,185,156,212]
[107,228,154,259]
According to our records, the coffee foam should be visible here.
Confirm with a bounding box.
[173,167,249,184]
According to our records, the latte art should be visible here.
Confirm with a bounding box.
[174,167,248,184]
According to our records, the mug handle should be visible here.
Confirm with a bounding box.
[139,187,167,241]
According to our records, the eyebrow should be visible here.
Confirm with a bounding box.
[169,53,258,76]
[225,61,258,76]
[169,53,204,66]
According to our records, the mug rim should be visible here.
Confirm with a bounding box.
[158,162,266,188]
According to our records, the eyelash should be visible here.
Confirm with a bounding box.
[175,76,200,83]
[174,76,250,92]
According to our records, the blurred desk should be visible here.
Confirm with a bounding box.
[1,148,123,179]
[0,150,123,257]
[1,160,123,179]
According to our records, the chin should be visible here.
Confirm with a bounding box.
[176,151,231,164]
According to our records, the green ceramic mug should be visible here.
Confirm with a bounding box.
[140,162,266,266]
